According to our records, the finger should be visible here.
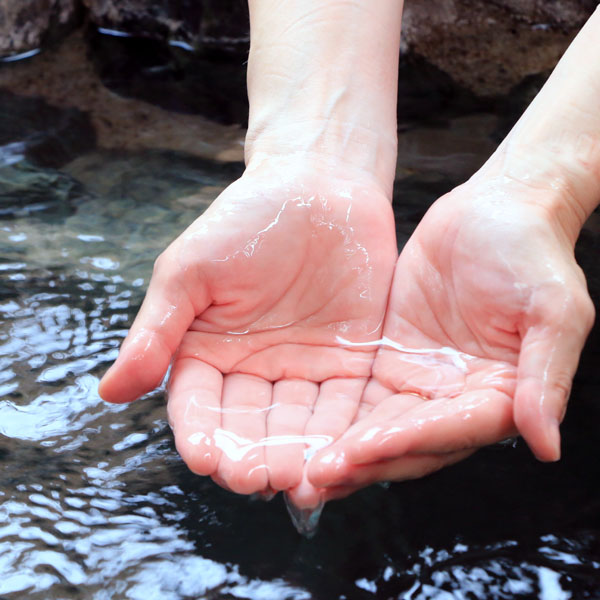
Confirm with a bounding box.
[167,357,223,476]
[350,390,514,462]
[99,252,209,404]
[514,288,595,462]
[215,373,272,495]
[308,390,514,486]
[312,449,475,490]
[285,470,360,509]
[280,377,369,508]
[285,470,323,510]
[304,377,366,442]
[307,392,422,487]
[352,378,396,422]
[265,379,318,491]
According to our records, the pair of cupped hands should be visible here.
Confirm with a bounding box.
[98,151,594,510]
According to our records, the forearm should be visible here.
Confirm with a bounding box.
[478,7,600,243]
[245,0,404,196]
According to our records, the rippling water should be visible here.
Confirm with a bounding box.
[1,98,600,598]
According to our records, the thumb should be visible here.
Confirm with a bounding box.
[99,251,210,403]
[514,286,595,462]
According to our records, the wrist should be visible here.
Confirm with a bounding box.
[474,141,597,247]
[245,0,404,198]
[245,117,398,198]
[470,7,600,246]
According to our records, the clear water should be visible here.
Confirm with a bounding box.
[1,53,600,599]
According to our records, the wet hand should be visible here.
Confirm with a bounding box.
[304,176,595,497]
[99,161,396,498]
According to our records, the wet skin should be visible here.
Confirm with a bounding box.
[99,159,594,510]
[301,176,594,506]
[99,162,398,501]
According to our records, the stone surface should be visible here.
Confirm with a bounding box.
[401,0,598,95]
[87,29,249,124]
[82,0,249,49]
[0,0,80,57]
[0,32,246,161]
[0,90,96,168]
[80,0,598,96]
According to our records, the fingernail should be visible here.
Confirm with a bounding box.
[542,417,561,462]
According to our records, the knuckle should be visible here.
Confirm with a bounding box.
[581,294,596,331]
[568,288,596,332]
[152,250,170,275]
[548,372,573,403]
[270,469,301,492]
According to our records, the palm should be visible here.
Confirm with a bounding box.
[100,166,397,497]
[307,180,594,493]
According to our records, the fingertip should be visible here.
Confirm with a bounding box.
[306,448,349,488]
[226,463,270,495]
[514,379,562,463]
[286,474,323,510]
[176,431,221,476]
[531,417,562,463]
[98,364,136,404]
[98,359,166,404]
[97,369,114,403]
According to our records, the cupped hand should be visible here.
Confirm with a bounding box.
[99,160,397,500]
[305,175,595,496]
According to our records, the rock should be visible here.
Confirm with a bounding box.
[82,0,597,100]
[0,33,246,161]
[401,0,597,95]
[87,29,249,124]
[0,90,96,168]
[0,161,83,219]
[1,0,598,105]
[0,0,80,58]
[83,0,249,49]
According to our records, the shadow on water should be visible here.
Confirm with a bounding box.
[0,35,599,600]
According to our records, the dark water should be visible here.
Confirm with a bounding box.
[1,50,600,599]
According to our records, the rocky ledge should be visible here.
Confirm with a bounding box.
[0,0,597,96]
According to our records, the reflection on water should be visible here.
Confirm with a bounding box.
[1,79,600,599]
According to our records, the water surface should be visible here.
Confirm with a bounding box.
[1,54,600,599]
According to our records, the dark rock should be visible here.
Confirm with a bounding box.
[0,90,96,168]
[0,0,81,58]
[83,0,249,50]
[87,29,248,124]
[402,0,598,95]
[2,0,598,112]
[397,55,484,123]
[82,0,597,111]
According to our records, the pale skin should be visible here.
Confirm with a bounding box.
[100,1,600,510]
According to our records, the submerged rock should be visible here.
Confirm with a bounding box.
[0,161,84,219]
